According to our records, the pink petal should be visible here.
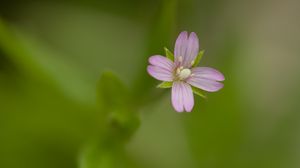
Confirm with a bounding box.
[148,55,174,71]
[147,65,173,82]
[174,31,200,68]
[172,82,194,112]
[181,82,194,112]
[187,77,224,92]
[191,67,225,81]
[172,82,184,112]
[174,31,188,63]
[183,32,199,67]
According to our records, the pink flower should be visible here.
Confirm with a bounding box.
[147,31,225,112]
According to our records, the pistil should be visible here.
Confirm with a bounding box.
[177,68,191,80]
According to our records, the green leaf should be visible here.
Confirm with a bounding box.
[0,19,94,104]
[164,47,174,61]
[192,86,207,99]
[193,50,205,67]
[157,81,173,88]
[97,71,140,140]
[97,71,130,109]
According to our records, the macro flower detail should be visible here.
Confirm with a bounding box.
[147,31,225,112]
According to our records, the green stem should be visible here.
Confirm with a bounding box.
[132,0,178,106]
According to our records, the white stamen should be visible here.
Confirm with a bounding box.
[178,56,183,62]
[178,68,191,80]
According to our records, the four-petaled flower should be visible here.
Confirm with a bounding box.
[147,31,225,112]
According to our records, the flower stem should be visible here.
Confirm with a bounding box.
[132,0,178,106]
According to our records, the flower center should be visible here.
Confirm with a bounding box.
[177,67,191,80]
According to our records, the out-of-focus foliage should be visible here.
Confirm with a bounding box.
[80,72,139,168]
[1,0,300,168]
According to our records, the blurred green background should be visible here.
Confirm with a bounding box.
[1,0,300,168]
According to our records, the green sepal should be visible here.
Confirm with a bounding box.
[193,50,205,67]
[157,81,173,88]
[192,86,207,99]
[164,47,174,61]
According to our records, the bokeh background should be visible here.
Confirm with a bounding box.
[1,0,300,168]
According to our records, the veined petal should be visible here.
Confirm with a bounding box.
[172,82,184,112]
[181,82,194,112]
[147,65,173,82]
[191,67,225,81]
[149,55,174,71]
[183,32,199,67]
[187,77,224,92]
[174,31,200,68]
[174,31,188,64]
[172,82,194,112]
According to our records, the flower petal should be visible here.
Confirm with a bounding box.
[172,82,184,112]
[148,55,174,71]
[174,31,188,63]
[181,82,194,112]
[187,77,224,92]
[191,67,225,81]
[183,32,199,67]
[172,82,194,112]
[147,65,173,81]
[174,32,200,68]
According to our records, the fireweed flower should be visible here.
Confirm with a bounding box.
[147,31,225,112]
